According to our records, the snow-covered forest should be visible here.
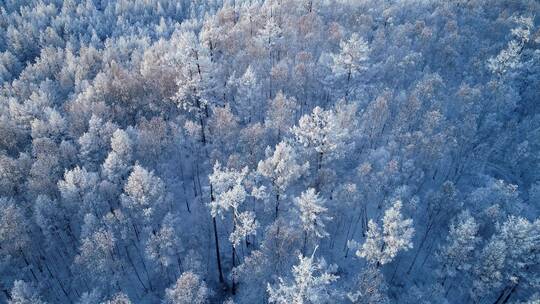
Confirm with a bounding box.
[0,0,539,303]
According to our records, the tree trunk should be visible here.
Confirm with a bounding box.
[275,192,280,219]
[212,216,224,284]
[494,283,518,304]
[302,231,308,255]
[232,244,237,295]
[20,250,38,282]
[124,246,148,292]
[406,221,433,274]
[210,184,224,284]
[177,150,191,213]
[200,116,207,142]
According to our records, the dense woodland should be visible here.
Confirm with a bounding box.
[0,0,539,303]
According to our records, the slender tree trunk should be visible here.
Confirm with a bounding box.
[20,250,38,281]
[376,242,386,269]
[343,213,354,254]
[132,223,140,242]
[231,214,238,295]
[494,283,518,304]
[210,180,225,285]
[136,245,154,291]
[406,220,433,274]
[44,261,71,302]
[196,162,203,199]
[2,289,10,301]
[275,192,280,220]
[124,246,148,292]
[420,238,436,268]
[199,114,207,145]
[177,150,191,213]
[212,213,224,283]
[302,231,308,255]
[389,256,401,284]
[345,69,351,101]
[232,244,237,295]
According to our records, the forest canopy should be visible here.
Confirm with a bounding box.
[0,0,539,303]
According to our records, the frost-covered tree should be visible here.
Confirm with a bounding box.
[295,188,332,251]
[472,238,507,302]
[267,250,339,304]
[101,293,132,304]
[347,266,389,304]
[164,272,210,304]
[361,91,390,147]
[239,122,268,168]
[259,218,304,277]
[292,106,347,169]
[8,280,47,304]
[357,200,414,265]
[357,220,384,265]
[0,154,27,197]
[235,66,260,123]
[110,165,164,293]
[491,216,540,303]
[76,289,101,304]
[235,250,272,303]
[209,162,257,248]
[171,30,216,144]
[0,198,30,259]
[438,210,480,286]
[257,141,308,218]
[74,226,120,290]
[468,179,523,220]
[257,16,282,55]
[331,33,370,97]
[257,16,282,97]
[33,194,69,250]
[102,129,133,186]
[209,162,258,293]
[27,138,63,197]
[145,213,183,274]
[487,16,533,76]
[58,166,101,220]
[265,91,298,140]
[30,107,66,141]
[121,164,168,230]
[207,104,239,157]
[1,1,539,303]
[78,115,117,171]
